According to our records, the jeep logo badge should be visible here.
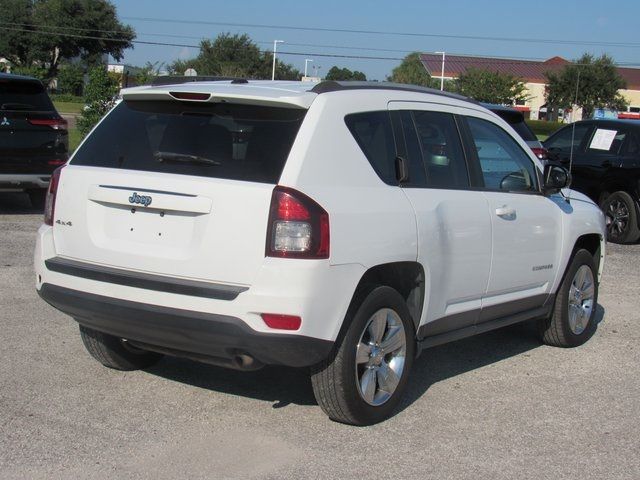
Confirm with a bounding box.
[128,192,152,207]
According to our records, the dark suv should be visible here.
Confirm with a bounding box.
[544,119,640,243]
[482,103,548,160]
[0,73,68,208]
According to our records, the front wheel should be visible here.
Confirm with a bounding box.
[538,249,599,347]
[601,191,640,244]
[311,286,415,425]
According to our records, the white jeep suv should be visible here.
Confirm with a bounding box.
[35,80,606,425]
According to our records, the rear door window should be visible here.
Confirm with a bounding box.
[0,78,54,112]
[412,110,469,188]
[71,100,306,184]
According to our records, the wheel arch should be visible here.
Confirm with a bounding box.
[336,262,425,346]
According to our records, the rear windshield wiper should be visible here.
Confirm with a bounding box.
[0,102,36,111]
[154,151,221,166]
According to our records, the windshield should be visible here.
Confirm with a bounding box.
[71,100,307,184]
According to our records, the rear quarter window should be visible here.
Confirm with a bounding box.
[344,111,397,185]
[71,100,306,184]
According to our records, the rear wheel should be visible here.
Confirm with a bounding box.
[79,325,163,371]
[601,191,640,244]
[27,189,47,210]
[538,249,599,347]
[311,286,415,425]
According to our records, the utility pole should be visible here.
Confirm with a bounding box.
[271,40,284,81]
[435,51,446,91]
[304,59,314,77]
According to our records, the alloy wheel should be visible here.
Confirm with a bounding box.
[355,308,407,406]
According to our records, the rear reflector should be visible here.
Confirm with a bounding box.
[28,118,68,130]
[261,314,302,330]
[44,165,64,226]
[47,159,67,166]
[169,91,211,101]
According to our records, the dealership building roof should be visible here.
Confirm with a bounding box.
[420,54,640,90]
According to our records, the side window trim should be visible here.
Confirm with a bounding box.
[462,114,543,195]
[454,114,485,188]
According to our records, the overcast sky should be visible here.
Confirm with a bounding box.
[110,0,640,80]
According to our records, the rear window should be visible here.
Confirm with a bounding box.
[492,110,537,141]
[71,100,306,184]
[0,78,54,112]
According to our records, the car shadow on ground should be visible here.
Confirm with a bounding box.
[0,192,41,214]
[144,305,606,416]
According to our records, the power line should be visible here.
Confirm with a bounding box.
[2,25,640,68]
[122,15,640,49]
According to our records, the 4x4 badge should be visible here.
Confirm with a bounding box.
[0,117,10,126]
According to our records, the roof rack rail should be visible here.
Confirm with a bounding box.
[309,80,479,105]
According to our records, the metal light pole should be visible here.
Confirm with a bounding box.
[271,40,284,81]
[435,51,446,91]
[304,59,314,77]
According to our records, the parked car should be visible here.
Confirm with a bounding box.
[544,119,640,243]
[482,103,548,160]
[0,73,68,208]
[35,80,605,425]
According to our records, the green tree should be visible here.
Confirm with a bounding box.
[133,61,164,86]
[56,63,85,95]
[326,66,366,81]
[77,66,118,136]
[454,68,529,104]
[170,33,300,80]
[545,53,627,120]
[388,52,436,87]
[0,0,134,81]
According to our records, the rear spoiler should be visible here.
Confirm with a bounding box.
[121,83,315,109]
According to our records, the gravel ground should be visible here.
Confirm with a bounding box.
[1,191,639,480]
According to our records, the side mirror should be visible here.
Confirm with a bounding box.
[543,163,571,195]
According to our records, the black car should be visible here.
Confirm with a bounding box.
[0,73,68,208]
[482,103,548,160]
[544,119,640,243]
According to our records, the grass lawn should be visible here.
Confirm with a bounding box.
[54,101,84,114]
[68,127,82,151]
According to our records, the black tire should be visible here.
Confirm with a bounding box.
[27,189,47,210]
[79,325,163,371]
[310,286,415,425]
[601,191,640,244]
[538,249,599,348]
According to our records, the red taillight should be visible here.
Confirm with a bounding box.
[28,117,68,130]
[261,313,302,330]
[531,147,548,160]
[169,91,211,101]
[266,186,330,259]
[44,166,64,226]
[47,159,67,166]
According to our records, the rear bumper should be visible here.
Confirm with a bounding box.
[38,283,333,368]
[0,174,51,190]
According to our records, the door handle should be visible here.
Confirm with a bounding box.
[495,205,516,217]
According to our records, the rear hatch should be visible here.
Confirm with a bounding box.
[0,76,68,173]
[53,97,306,286]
